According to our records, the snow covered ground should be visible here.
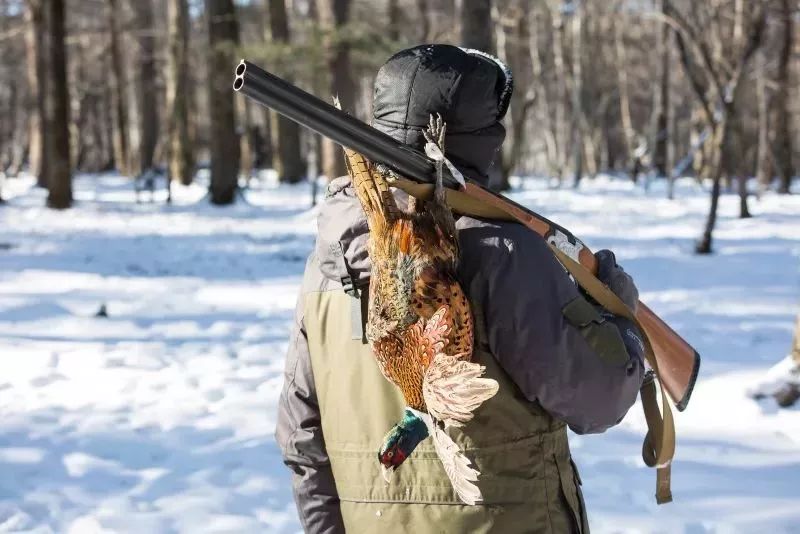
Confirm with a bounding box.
[0,173,798,533]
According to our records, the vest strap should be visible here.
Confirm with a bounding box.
[336,241,368,342]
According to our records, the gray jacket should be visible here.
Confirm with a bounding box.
[276,178,645,532]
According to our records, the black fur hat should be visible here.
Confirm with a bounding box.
[372,44,513,185]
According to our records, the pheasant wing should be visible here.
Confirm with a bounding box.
[413,267,474,357]
[423,354,499,428]
[372,307,451,410]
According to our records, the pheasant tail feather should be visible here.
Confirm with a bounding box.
[343,148,401,231]
[415,410,483,506]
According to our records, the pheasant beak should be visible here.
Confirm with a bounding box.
[381,464,394,484]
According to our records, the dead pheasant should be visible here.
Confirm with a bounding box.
[343,115,499,505]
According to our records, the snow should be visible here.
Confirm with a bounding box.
[1,172,799,533]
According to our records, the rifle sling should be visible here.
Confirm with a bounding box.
[389,177,675,504]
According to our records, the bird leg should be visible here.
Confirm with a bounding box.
[423,114,447,206]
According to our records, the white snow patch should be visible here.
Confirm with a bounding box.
[0,173,799,532]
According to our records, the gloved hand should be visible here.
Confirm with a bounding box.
[595,249,639,312]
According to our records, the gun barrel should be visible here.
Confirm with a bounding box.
[233,60,460,188]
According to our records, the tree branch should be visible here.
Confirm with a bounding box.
[724,6,766,104]
[674,29,716,127]
[663,2,727,109]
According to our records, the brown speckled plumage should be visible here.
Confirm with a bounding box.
[343,145,473,412]
[343,116,499,505]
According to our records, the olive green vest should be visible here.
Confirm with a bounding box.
[305,288,589,533]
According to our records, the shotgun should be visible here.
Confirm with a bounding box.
[232,59,700,413]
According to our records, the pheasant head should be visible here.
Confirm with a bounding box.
[377,408,429,480]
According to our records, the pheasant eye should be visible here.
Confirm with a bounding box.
[387,451,394,458]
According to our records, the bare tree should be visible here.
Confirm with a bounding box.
[25,0,49,187]
[668,1,766,253]
[756,50,771,194]
[547,0,569,182]
[166,0,194,186]
[652,0,671,179]
[613,2,635,175]
[132,0,158,176]
[461,0,493,52]
[774,0,795,194]
[319,0,355,180]
[416,0,430,42]
[497,1,535,191]
[528,5,559,176]
[45,0,72,208]
[107,0,130,176]
[269,0,305,183]
[388,0,401,42]
[206,0,241,204]
[569,0,585,188]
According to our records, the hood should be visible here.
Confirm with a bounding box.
[372,44,513,186]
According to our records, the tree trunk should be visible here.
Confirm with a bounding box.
[732,0,751,218]
[107,0,130,176]
[549,2,568,182]
[206,0,241,204]
[269,0,305,183]
[416,0,430,42]
[239,100,254,183]
[260,107,273,171]
[25,0,49,186]
[738,173,751,218]
[696,118,729,254]
[6,78,28,177]
[570,2,584,188]
[652,0,671,178]
[755,51,772,193]
[388,0,400,42]
[320,0,355,180]
[667,95,679,198]
[774,0,794,194]
[72,35,89,172]
[101,53,117,171]
[613,11,634,171]
[45,0,72,209]
[528,6,558,176]
[460,0,493,53]
[166,0,195,186]
[307,0,323,192]
[133,0,158,175]
[497,3,533,192]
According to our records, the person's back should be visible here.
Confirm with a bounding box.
[277,45,645,533]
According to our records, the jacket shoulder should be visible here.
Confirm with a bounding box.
[457,217,561,273]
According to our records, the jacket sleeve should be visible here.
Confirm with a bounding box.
[459,222,645,435]
[275,288,345,534]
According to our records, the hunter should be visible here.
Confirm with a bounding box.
[276,44,646,533]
